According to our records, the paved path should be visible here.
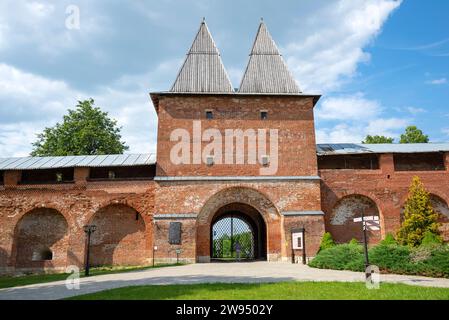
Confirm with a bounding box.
[1,262,449,300]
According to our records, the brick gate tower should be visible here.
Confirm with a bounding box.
[150,20,324,263]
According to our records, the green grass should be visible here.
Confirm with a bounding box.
[68,282,449,300]
[0,264,183,289]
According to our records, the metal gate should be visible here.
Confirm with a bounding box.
[211,214,255,261]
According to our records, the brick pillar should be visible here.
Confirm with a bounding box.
[444,152,449,171]
[74,167,89,186]
[3,171,21,187]
[379,153,394,175]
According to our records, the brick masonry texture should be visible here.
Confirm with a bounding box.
[0,94,449,274]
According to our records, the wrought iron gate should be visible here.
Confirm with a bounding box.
[211,214,255,260]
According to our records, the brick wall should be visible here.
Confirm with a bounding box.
[0,169,155,274]
[155,94,318,177]
[320,153,449,244]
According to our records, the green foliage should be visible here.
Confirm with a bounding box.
[69,282,449,300]
[310,240,449,278]
[212,231,253,259]
[31,99,129,156]
[348,238,360,246]
[369,244,412,272]
[399,125,429,143]
[381,233,397,245]
[396,176,441,247]
[308,244,365,271]
[362,135,394,144]
[421,231,443,247]
[318,232,336,252]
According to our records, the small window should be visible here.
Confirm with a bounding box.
[32,248,53,261]
[108,170,116,179]
[56,172,63,182]
[260,111,268,120]
[206,156,214,166]
[206,111,213,120]
[261,155,270,166]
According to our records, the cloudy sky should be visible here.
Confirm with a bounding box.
[1,0,448,157]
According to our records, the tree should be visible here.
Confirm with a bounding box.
[318,232,336,252]
[362,135,394,144]
[399,125,429,143]
[31,99,128,156]
[396,176,441,247]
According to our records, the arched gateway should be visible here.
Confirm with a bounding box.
[196,187,281,263]
[211,203,267,261]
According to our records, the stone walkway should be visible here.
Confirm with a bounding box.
[1,262,449,300]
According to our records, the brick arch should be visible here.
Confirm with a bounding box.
[11,207,70,271]
[196,187,281,262]
[429,194,449,242]
[327,194,382,245]
[15,202,74,231]
[88,203,151,267]
[85,199,147,225]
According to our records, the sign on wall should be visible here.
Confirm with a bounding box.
[292,232,304,250]
[353,216,380,231]
[169,222,182,245]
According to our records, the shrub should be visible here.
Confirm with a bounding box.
[369,244,412,273]
[310,232,449,278]
[309,244,364,271]
[318,232,335,253]
[420,246,449,277]
[397,176,441,247]
[381,233,397,245]
[348,238,359,246]
[421,231,443,247]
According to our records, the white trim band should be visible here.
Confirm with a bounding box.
[155,176,321,182]
[282,211,325,216]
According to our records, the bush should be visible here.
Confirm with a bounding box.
[310,240,449,278]
[309,244,364,271]
[318,232,336,253]
[414,246,449,278]
[381,233,397,245]
[369,244,412,273]
[396,176,441,247]
[348,238,359,246]
[421,231,443,247]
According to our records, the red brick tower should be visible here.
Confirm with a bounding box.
[150,20,324,263]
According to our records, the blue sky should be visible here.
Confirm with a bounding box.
[0,0,448,156]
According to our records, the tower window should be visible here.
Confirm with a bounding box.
[56,172,63,182]
[260,111,268,120]
[206,110,213,120]
[108,170,116,179]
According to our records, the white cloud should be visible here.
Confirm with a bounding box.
[317,93,382,121]
[365,117,409,136]
[0,1,108,56]
[316,117,408,143]
[284,0,401,92]
[427,78,447,85]
[0,62,176,156]
[316,124,365,144]
[315,92,409,143]
[406,106,426,114]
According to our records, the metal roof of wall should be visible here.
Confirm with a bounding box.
[316,143,449,155]
[0,154,155,170]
